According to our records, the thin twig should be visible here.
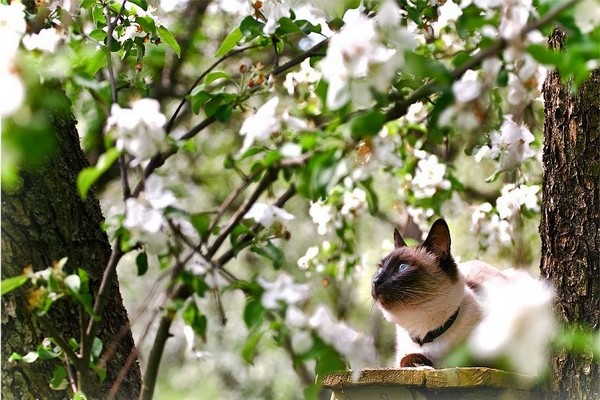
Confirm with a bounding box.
[215,184,296,267]
[165,45,260,133]
[81,245,124,388]
[206,168,278,259]
[39,316,84,371]
[206,167,265,244]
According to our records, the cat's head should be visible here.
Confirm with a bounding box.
[371,219,460,312]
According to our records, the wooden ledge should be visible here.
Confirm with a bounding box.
[323,367,536,390]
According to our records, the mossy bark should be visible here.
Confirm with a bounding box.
[540,31,600,400]
[1,92,141,399]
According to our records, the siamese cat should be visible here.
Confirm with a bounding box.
[371,218,553,370]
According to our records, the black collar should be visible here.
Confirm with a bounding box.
[412,308,460,346]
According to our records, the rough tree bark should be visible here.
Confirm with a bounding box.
[540,30,600,400]
[1,90,142,399]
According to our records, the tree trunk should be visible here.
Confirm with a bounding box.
[540,31,600,400]
[1,90,141,399]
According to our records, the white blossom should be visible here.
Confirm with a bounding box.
[499,0,532,40]
[261,0,290,35]
[574,0,600,34]
[405,102,428,124]
[297,246,319,270]
[291,330,313,354]
[280,142,302,158]
[432,0,462,33]
[309,306,377,379]
[309,201,333,235]
[285,305,308,328]
[489,115,536,172]
[106,98,168,165]
[411,151,451,198]
[496,184,539,219]
[452,69,481,103]
[258,274,311,309]
[469,270,555,375]
[22,28,63,52]
[320,8,406,110]
[123,176,178,254]
[340,187,366,215]
[0,2,26,116]
[239,97,280,153]
[244,202,294,227]
[64,275,81,293]
[284,59,321,95]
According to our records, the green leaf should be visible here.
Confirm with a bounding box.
[242,329,264,364]
[73,392,88,400]
[240,16,265,40]
[157,26,181,57]
[37,345,62,361]
[81,0,96,8]
[77,148,120,200]
[251,242,285,269]
[127,0,148,10]
[359,178,379,215]
[215,27,243,58]
[183,302,208,341]
[297,149,344,201]
[188,89,211,115]
[243,299,265,329]
[91,337,103,359]
[190,214,211,240]
[349,110,386,139]
[527,44,563,67]
[204,71,231,86]
[136,252,148,276]
[1,275,28,296]
[50,366,68,390]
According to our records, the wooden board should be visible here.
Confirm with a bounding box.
[323,368,537,400]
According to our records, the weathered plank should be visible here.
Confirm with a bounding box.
[324,368,537,400]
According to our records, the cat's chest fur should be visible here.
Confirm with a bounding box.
[371,219,509,367]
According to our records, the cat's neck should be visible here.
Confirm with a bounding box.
[380,274,471,339]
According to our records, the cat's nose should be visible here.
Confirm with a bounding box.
[372,269,384,287]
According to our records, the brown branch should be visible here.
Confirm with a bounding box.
[206,168,279,259]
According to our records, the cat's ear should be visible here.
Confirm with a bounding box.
[394,228,407,248]
[422,219,451,257]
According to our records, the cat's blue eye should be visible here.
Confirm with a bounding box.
[398,263,409,272]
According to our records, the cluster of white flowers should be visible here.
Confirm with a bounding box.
[471,183,540,246]
[574,0,600,34]
[340,187,367,216]
[264,281,376,380]
[284,59,321,96]
[22,27,64,52]
[0,2,26,117]
[123,175,197,254]
[406,206,436,240]
[244,202,294,228]
[258,273,311,309]
[409,150,451,199]
[320,2,413,110]
[309,201,335,235]
[474,115,536,174]
[308,306,377,379]
[106,98,168,166]
[469,269,555,375]
[238,96,309,154]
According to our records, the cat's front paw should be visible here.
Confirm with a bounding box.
[400,353,433,368]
